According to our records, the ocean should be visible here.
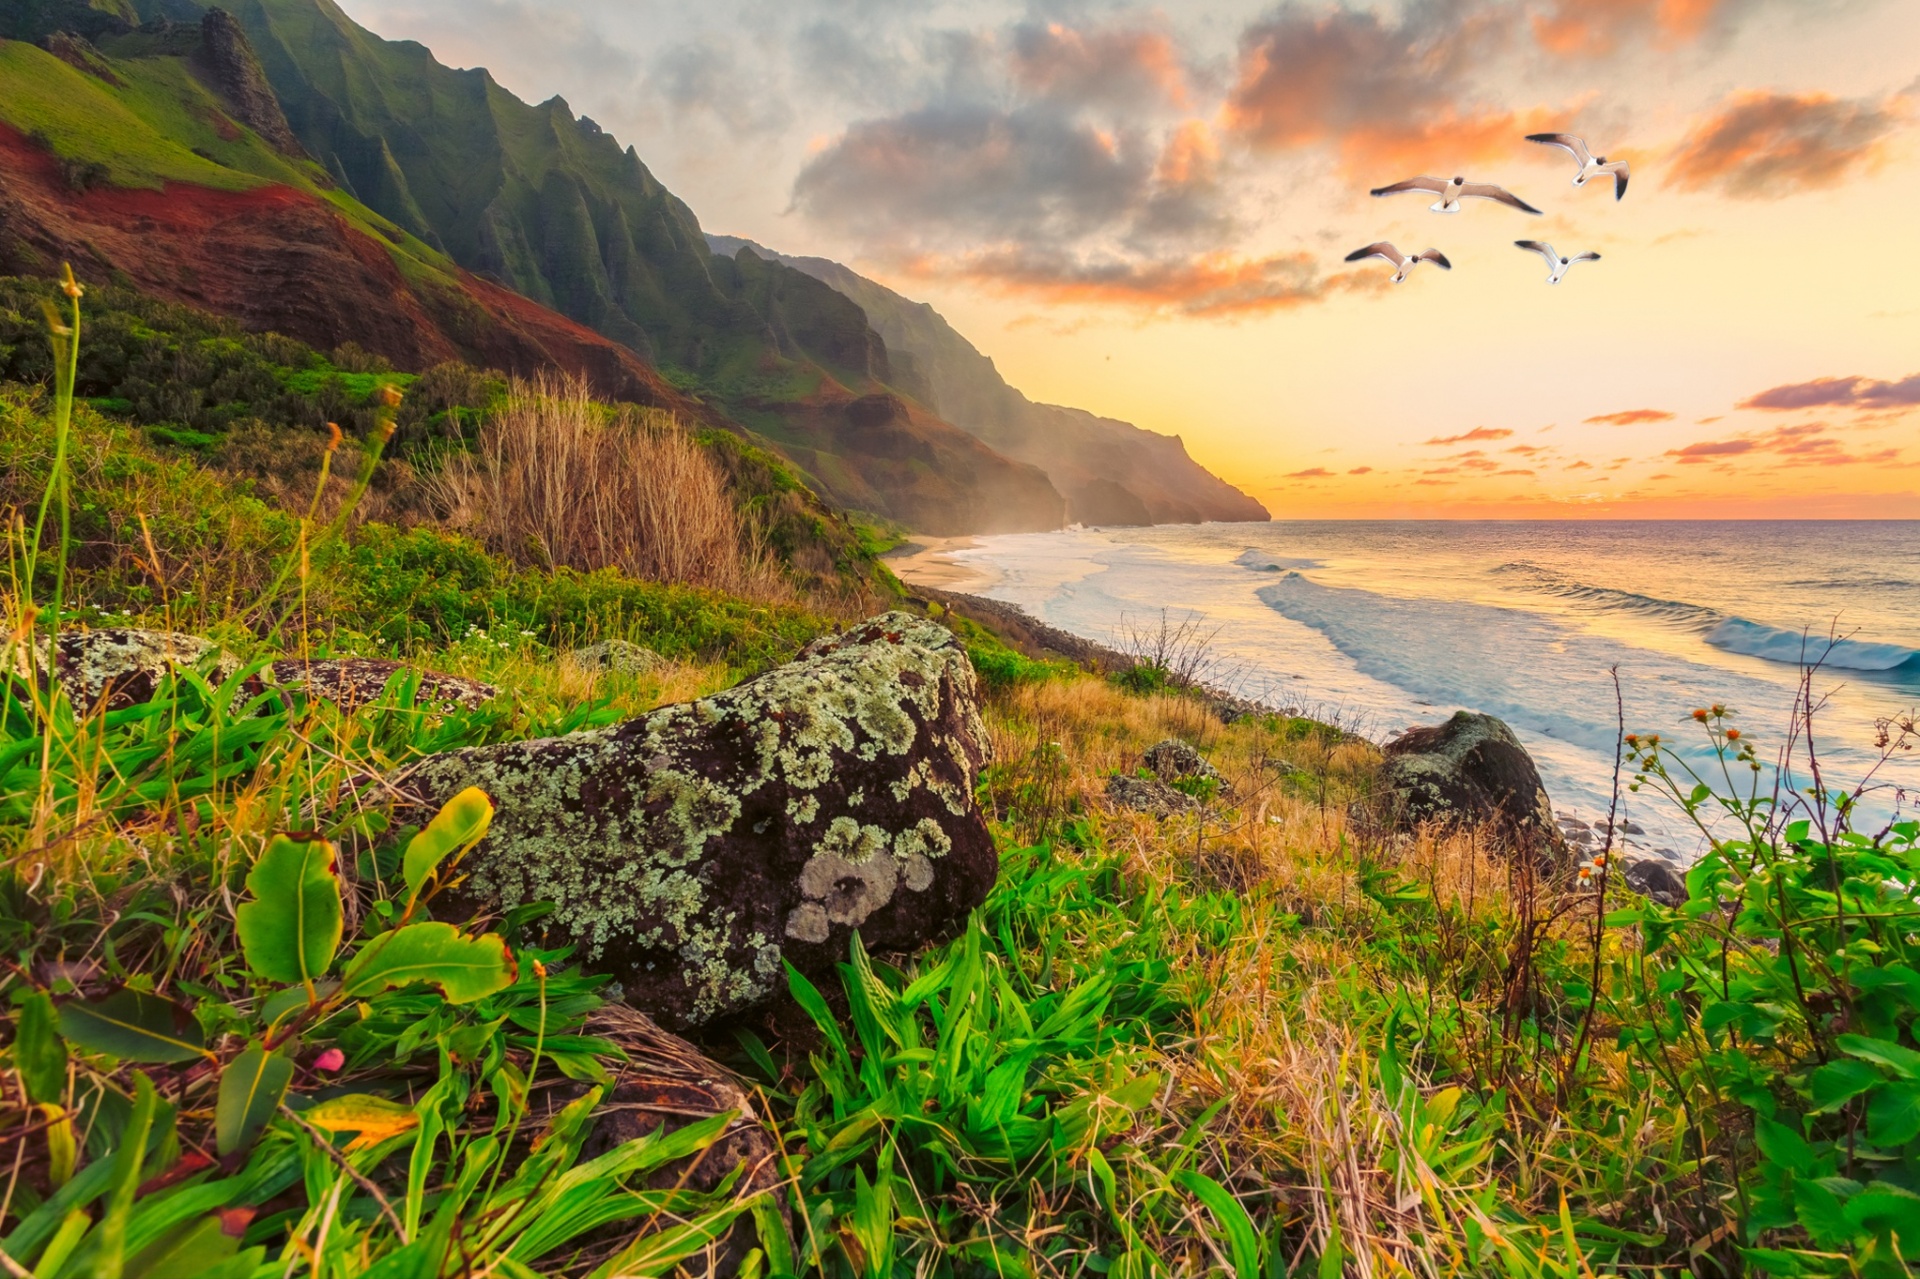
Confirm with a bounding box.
[933,521,1920,859]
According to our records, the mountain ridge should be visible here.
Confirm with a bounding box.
[707,234,1270,527]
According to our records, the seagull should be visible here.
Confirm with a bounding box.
[1344,242,1452,283]
[1526,133,1629,200]
[1370,175,1542,214]
[1515,240,1600,284]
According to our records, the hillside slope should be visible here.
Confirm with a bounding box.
[709,235,1270,527]
[0,9,1067,532]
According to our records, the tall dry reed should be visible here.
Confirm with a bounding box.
[441,373,786,598]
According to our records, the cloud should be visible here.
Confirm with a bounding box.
[1425,427,1513,444]
[1348,466,1375,475]
[911,249,1372,316]
[1670,90,1907,198]
[1498,468,1537,475]
[1739,373,1920,411]
[1670,438,1757,461]
[1667,421,1906,467]
[1585,408,1675,426]
[1529,0,1754,56]
[1221,4,1556,175]
[1008,22,1190,111]
[1286,467,1335,478]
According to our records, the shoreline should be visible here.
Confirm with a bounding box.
[882,536,994,592]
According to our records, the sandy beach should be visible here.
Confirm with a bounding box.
[881,536,993,591]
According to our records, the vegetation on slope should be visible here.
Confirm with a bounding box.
[5,283,1920,1279]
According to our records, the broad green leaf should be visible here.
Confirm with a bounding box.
[1754,1117,1815,1175]
[1173,1171,1261,1279]
[340,923,515,1004]
[215,1047,293,1156]
[57,990,208,1064]
[235,837,343,986]
[402,787,493,906]
[1838,1033,1920,1080]
[15,992,69,1103]
[94,1071,159,1274]
[1868,1082,1920,1147]
[1792,1178,1854,1248]
[124,1213,242,1279]
[259,980,339,1030]
[1810,1059,1882,1113]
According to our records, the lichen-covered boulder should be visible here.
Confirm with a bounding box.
[11,628,242,712]
[396,612,995,1029]
[1382,711,1566,857]
[561,639,664,676]
[265,659,495,710]
[9,627,495,714]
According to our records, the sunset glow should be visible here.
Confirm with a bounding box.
[341,0,1920,517]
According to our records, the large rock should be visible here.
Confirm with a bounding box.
[397,613,995,1029]
[1382,712,1565,857]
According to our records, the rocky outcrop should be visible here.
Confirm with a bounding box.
[1105,738,1228,817]
[397,613,996,1029]
[1382,712,1566,857]
[10,628,494,713]
[193,9,305,157]
[1621,856,1687,907]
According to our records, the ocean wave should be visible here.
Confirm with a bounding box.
[1234,549,1323,572]
[1705,620,1920,673]
[1491,561,1723,629]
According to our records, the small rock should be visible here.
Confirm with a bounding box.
[1557,815,1592,832]
[1382,711,1566,859]
[267,659,495,709]
[1104,774,1197,817]
[1620,819,1645,835]
[562,639,665,676]
[1621,857,1687,907]
[397,612,996,1029]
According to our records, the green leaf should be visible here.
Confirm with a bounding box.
[235,837,343,986]
[1810,1059,1883,1113]
[402,787,493,907]
[1838,1033,1920,1080]
[1755,1118,1814,1176]
[1868,1082,1920,1147]
[15,992,69,1104]
[340,922,515,1004]
[57,990,207,1064]
[1173,1171,1261,1279]
[215,1046,293,1157]
[124,1214,242,1279]
[95,1071,159,1274]
[1793,1179,1854,1248]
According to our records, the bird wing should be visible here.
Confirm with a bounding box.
[1344,242,1405,266]
[1460,182,1542,214]
[1370,176,1448,197]
[1601,161,1629,200]
[1571,251,1602,263]
[1514,240,1559,265]
[1526,133,1592,166]
[1416,249,1452,270]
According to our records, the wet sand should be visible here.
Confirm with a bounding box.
[881,537,993,591]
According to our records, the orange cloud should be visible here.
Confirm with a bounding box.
[1531,0,1733,57]
[908,250,1381,317]
[1585,408,1675,426]
[1287,467,1335,478]
[1669,90,1907,198]
[1740,373,1920,411]
[1425,427,1513,445]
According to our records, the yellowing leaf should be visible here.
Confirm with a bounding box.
[402,787,493,910]
[302,1094,420,1152]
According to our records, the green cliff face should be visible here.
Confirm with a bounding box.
[708,235,1271,527]
[215,0,882,390]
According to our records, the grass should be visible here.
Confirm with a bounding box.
[6,292,1920,1278]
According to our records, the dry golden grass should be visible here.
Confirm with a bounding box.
[438,373,788,600]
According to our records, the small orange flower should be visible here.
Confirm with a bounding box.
[376,384,404,408]
[60,263,84,300]
[1725,729,1741,741]
[325,421,342,451]
[1692,709,1708,723]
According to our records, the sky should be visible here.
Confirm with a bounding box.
[336,0,1920,518]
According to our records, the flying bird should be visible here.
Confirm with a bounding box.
[1344,242,1451,283]
[1370,175,1542,214]
[1526,133,1629,200]
[1515,240,1601,284]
